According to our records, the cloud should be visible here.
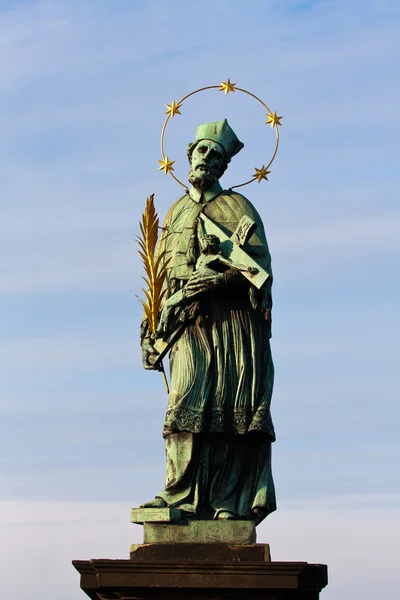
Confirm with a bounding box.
[0,496,398,600]
[0,201,397,294]
[0,334,141,374]
[279,208,399,247]
[0,6,398,600]
[0,0,398,298]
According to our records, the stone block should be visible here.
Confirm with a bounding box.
[130,542,271,563]
[73,557,328,599]
[130,507,182,524]
[143,519,256,544]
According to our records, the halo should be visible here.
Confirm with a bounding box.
[159,79,282,192]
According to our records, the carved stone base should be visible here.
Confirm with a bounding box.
[144,519,256,545]
[73,547,327,600]
[74,514,327,599]
[129,541,271,562]
[131,509,257,544]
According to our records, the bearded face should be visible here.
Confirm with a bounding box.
[188,141,226,190]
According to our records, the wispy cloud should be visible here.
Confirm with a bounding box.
[0,497,398,599]
[0,335,140,374]
[1,4,399,599]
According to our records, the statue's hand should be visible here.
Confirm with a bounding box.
[185,270,223,295]
[141,336,162,371]
[155,305,174,339]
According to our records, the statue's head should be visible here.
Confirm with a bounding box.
[187,119,244,191]
[200,234,222,256]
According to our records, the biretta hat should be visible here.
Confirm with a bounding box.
[193,118,244,161]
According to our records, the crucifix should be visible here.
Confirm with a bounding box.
[153,211,271,363]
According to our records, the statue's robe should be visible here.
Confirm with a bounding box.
[154,182,276,520]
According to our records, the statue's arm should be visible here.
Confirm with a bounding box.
[154,289,187,339]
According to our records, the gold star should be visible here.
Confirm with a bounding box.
[266,111,283,128]
[219,78,236,95]
[158,156,175,175]
[253,165,271,183]
[165,100,182,118]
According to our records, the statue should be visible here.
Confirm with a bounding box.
[73,85,329,600]
[139,118,276,524]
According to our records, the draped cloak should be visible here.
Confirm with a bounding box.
[153,184,276,519]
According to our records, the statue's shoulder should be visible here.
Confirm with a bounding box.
[211,190,269,255]
[163,193,190,225]
[228,190,260,214]
[216,190,262,223]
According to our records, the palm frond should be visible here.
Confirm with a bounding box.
[136,194,169,334]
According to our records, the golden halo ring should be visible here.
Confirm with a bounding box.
[159,82,281,191]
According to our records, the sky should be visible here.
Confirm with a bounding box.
[0,0,399,598]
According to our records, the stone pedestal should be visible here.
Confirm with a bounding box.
[73,509,328,599]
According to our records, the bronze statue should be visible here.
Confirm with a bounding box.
[140,119,276,524]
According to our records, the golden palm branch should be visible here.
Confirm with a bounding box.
[137,194,170,391]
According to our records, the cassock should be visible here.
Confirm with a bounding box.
[152,181,276,521]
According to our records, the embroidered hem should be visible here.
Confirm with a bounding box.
[163,406,275,440]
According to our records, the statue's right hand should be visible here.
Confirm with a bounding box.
[141,337,162,371]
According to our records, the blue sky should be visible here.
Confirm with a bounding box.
[0,0,399,598]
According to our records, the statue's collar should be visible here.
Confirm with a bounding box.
[189,181,223,204]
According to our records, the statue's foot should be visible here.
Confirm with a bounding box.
[215,510,237,520]
[251,507,266,525]
[139,497,167,508]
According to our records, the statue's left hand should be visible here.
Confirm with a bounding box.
[155,304,175,339]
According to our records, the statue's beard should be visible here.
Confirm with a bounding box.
[188,167,218,191]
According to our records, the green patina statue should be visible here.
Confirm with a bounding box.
[140,119,276,524]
